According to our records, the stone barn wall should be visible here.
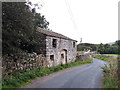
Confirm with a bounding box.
[46,36,77,67]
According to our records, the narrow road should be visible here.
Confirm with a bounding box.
[22,58,107,88]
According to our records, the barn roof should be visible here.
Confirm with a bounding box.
[36,27,77,42]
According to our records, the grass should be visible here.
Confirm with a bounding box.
[77,51,84,55]
[92,55,110,62]
[92,55,119,88]
[78,51,84,53]
[103,54,120,56]
[2,58,93,89]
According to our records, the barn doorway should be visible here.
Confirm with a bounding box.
[61,49,67,64]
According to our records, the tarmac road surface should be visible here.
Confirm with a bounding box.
[22,58,107,88]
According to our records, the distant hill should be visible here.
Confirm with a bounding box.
[77,43,98,51]
[106,42,115,45]
[77,40,119,52]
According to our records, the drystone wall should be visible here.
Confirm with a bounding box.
[76,54,92,61]
[2,53,46,78]
[100,54,118,61]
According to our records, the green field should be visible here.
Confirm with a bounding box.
[78,51,84,53]
[103,54,120,56]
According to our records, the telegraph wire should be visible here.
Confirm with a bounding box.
[65,0,82,43]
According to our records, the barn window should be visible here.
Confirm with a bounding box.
[61,54,64,59]
[52,39,57,48]
[73,42,75,48]
[50,55,54,61]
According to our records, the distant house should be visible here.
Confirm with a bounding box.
[35,27,77,67]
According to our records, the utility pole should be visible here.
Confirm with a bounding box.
[80,37,82,43]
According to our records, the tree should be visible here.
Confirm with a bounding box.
[97,41,118,54]
[85,47,92,51]
[2,2,50,55]
[2,2,34,54]
[27,2,50,30]
[97,43,105,54]
[104,44,110,49]
[104,46,118,54]
[77,43,97,51]
[33,13,49,30]
[115,40,120,46]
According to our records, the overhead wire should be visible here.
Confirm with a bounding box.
[65,0,82,43]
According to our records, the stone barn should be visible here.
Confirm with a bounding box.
[35,27,77,67]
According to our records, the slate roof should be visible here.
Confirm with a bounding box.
[36,27,77,42]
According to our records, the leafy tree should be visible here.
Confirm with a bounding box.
[104,46,118,54]
[115,40,120,54]
[2,2,50,55]
[97,41,118,54]
[77,43,97,51]
[97,43,105,54]
[33,13,49,29]
[104,44,110,49]
[114,40,120,46]
[85,47,92,51]
[2,2,35,55]
[27,2,50,30]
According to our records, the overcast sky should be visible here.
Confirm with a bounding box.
[31,0,119,44]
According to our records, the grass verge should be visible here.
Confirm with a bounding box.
[2,58,93,89]
[92,54,119,88]
[92,55,110,62]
